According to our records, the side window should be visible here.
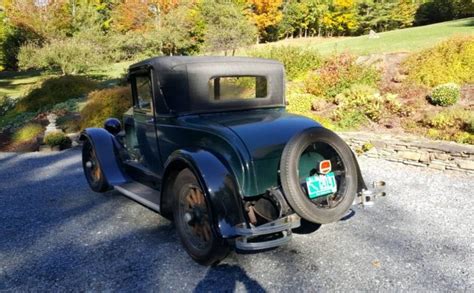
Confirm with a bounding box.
[133,75,153,111]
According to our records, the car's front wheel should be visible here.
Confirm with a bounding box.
[82,139,109,192]
[173,169,230,266]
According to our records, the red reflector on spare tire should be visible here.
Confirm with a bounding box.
[319,160,331,174]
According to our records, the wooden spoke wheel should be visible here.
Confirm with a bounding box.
[182,186,213,248]
[173,169,229,265]
[82,139,109,192]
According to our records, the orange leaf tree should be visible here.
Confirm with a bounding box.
[246,0,283,42]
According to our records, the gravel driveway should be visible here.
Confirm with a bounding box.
[0,148,473,291]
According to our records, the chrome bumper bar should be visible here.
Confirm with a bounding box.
[234,214,301,251]
[355,181,386,206]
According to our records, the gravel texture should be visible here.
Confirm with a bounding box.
[0,148,473,291]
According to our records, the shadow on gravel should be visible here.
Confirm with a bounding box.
[0,149,174,290]
[194,264,265,292]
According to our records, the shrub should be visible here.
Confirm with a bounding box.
[0,96,17,116]
[333,85,401,124]
[15,76,97,112]
[422,109,474,144]
[362,142,374,152]
[18,36,107,75]
[80,86,132,129]
[286,91,319,115]
[304,54,379,99]
[404,36,474,87]
[12,123,43,143]
[429,83,460,106]
[0,111,37,131]
[51,98,83,113]
[453,132,474,144]
[57,115,81,133]
[425,112,458,129]
[333,110,367,130]
[423,108,470,129]
[43,131,72,149]
[284,85,335,129]
[466,117,474,134]
[247,46,322,80]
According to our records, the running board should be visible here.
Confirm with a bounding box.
[114,182,161,212]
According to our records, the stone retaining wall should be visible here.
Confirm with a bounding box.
[338,132,474,175]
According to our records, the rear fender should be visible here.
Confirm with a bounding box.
[162,148,246,238]
[352,151,367,192]
[80,128,129,186]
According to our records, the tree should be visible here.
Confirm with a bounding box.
[158,4,204,55]
[4,0,71,39]
[391,0,418,28]
[415,0,474,25]
[0,11,7,70]
[110,0,158,33]
[201,1,257,54]
[18,36,107,75]
[278,1,309,38]
[330,0,358,36]
[246,0,283,42]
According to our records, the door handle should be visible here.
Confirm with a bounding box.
[147,117,155,124]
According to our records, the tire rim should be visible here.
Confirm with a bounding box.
[179,184,212,250]
[297,141,348,209]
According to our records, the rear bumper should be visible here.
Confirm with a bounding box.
[233,214,301,251]
[354,181,386,206]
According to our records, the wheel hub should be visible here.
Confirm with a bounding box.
[183,187,212,244]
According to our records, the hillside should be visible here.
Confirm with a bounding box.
[249,18,474,56]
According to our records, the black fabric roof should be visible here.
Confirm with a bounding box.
[129,56,286,114]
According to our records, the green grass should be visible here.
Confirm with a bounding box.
[0,70,50,98]
[0,61,132,99]
[248,18,474,56]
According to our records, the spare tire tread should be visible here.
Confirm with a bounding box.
[280,127,357,224]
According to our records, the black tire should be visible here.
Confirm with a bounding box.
[173,169,230,266]
[82,139,109,192]
[280,127,357,224]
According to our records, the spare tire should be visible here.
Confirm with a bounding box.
[280,127,357,224]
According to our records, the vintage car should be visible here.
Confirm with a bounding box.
[81,56,384,265]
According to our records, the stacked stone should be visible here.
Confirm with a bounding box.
[338,131,474,175]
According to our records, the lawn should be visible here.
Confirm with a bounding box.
[250,17,474,56]
[0,70,48,98]
[0,61,132,99]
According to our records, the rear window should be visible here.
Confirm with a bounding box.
[208,76,267,101]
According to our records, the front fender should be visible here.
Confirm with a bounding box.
[80,128,129,186]
[163,148,247,238]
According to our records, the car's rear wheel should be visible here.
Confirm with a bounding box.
[173,169,230,266]
[82,139,109,192]
[280,127,357,224]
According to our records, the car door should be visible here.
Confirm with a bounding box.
[130,71,162,175]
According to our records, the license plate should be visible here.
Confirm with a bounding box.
[305,172,337,199]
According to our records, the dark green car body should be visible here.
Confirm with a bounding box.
[81,56,368,251]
